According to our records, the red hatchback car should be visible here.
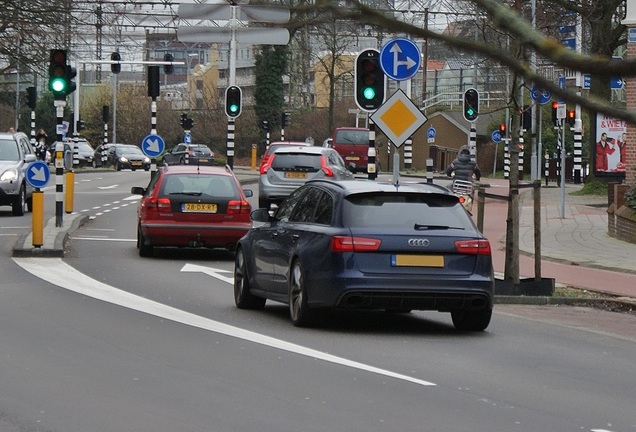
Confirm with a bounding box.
[131,165,253,257]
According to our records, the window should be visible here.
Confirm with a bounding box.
[275,187,306,222]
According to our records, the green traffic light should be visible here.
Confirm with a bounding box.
[466,108,474,116]
[50,77,66,93]
[363,87,376,100]
[229,104,239,113]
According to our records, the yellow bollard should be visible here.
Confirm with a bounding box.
[251,144,257,171]
[32,191,44,247]
[65,171,75,213]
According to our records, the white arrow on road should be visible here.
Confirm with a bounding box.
[29,165,48,182]
[181,263,234,284]
[389,42,418,77]
[98,185,119,190]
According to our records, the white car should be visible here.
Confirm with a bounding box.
[0,132,37,216]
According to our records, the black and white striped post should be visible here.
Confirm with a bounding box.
[573,117,583,183]
[30,111,36,150]
[367,118,377,180]
[54,100,65,227]
[426,158,434,184]
[404,137,412,170]
[503,139,511,179]
[227,118,235,169]
[518,131,524,177]
[544,150,550,186]
[469,122,477,163]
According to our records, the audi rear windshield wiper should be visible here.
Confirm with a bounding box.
[414,224,464,230]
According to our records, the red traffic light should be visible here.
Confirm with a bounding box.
[567,109,576,127]
[498,123,506,133]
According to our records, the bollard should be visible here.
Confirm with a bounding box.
[65,171,75,214]
[251,144,257,171]
[32,191,44,247]
[426,158,433,184]
[477,186,485,233]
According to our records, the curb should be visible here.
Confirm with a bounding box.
[12,213,89,258]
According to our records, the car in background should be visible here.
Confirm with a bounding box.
[258,141,310,173]
[131,165,254,257]
[331,127,372,173]
[47,139,94,168]
[258,145,353,209]
[108,144,151,171]
[234,179,495,331]
[0,131,36,216]
[162,143,215,166]
[92,143,115,168]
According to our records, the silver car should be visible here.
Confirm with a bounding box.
[258,145,353,208]
[0,132,37,216]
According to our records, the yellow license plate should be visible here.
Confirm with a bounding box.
[392,255,444,267]
[132,161,142,166]
[285,172,307,179]
[182,203,217,213]
[346,156,360,161]
[199,158,208,163]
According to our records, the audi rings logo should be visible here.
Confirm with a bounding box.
[408,238,430,247]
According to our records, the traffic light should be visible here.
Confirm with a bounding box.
[180,113,187,128]
[498,123,506,134]
[49,49,74,98]
[111,52,121,74]
[184,117,194,130]
[164,53,174,75]
[225,86,242,118]
[281,112,290,129]
[551,101,559,127]
[521,105,531,131]
[567,109,576,127]
[354,49,385,111]
[78,119,85,132]
[26,86,37,110]
[463,88,479,121]
[261,120,270,132]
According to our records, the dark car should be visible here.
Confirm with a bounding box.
[162,143,215,166]
[234,179,495,331]
[258,145,353,209]
[0,132,36,216]
[131,165,254,257]
[108,144,151,171]
[92,143,115,168]
[48,139,94,168]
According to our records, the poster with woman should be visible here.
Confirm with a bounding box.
[596,114,627,173]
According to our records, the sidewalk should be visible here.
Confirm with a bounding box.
[480,178,636,299]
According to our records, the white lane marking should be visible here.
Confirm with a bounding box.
[181,263,233,284]
[70,237,136,242]
[98,185,119,190]
[13,257,436,388]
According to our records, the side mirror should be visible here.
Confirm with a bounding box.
[131,186,145,196]
[250,208,271,222]
[243,188,253,198]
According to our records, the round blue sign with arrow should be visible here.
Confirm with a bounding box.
[141,134,165,158]
[26,160,50,188]
[379,38,421,81]
[491,130,502,143]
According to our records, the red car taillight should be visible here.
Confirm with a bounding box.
[455,239,491,256]
[331,236,381,252]
[227,200,251,215]
[259,155,273,174]
[146,197,171,212]
[321,156,333,177]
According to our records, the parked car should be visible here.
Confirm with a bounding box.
[258,141,310,173]
[258,145,353,209]
[131,165,254,257]
[108,144,151,171]
[0,131,36,216]
[162,143,215,166]
[235,179,495,331]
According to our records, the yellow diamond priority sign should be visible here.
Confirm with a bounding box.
[370,89,427,147]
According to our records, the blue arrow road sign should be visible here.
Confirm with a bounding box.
[610,77,624,89]
[141,134,165,158]
[379,38,421,81]
[427,127,436,139]
[184,133,192,144]
[26,161,50,188]
[491,130,502,143]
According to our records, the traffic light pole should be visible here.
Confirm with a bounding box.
[368,118,377,180]
[54,100,65,228]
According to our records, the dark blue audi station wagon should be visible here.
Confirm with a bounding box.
[234,179,495,331]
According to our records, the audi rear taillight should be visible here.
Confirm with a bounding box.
[146,197,171,212]
[455,239,491,256]
[321,156,333,177]
[331,236,381,252]
[227,200,251,215]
